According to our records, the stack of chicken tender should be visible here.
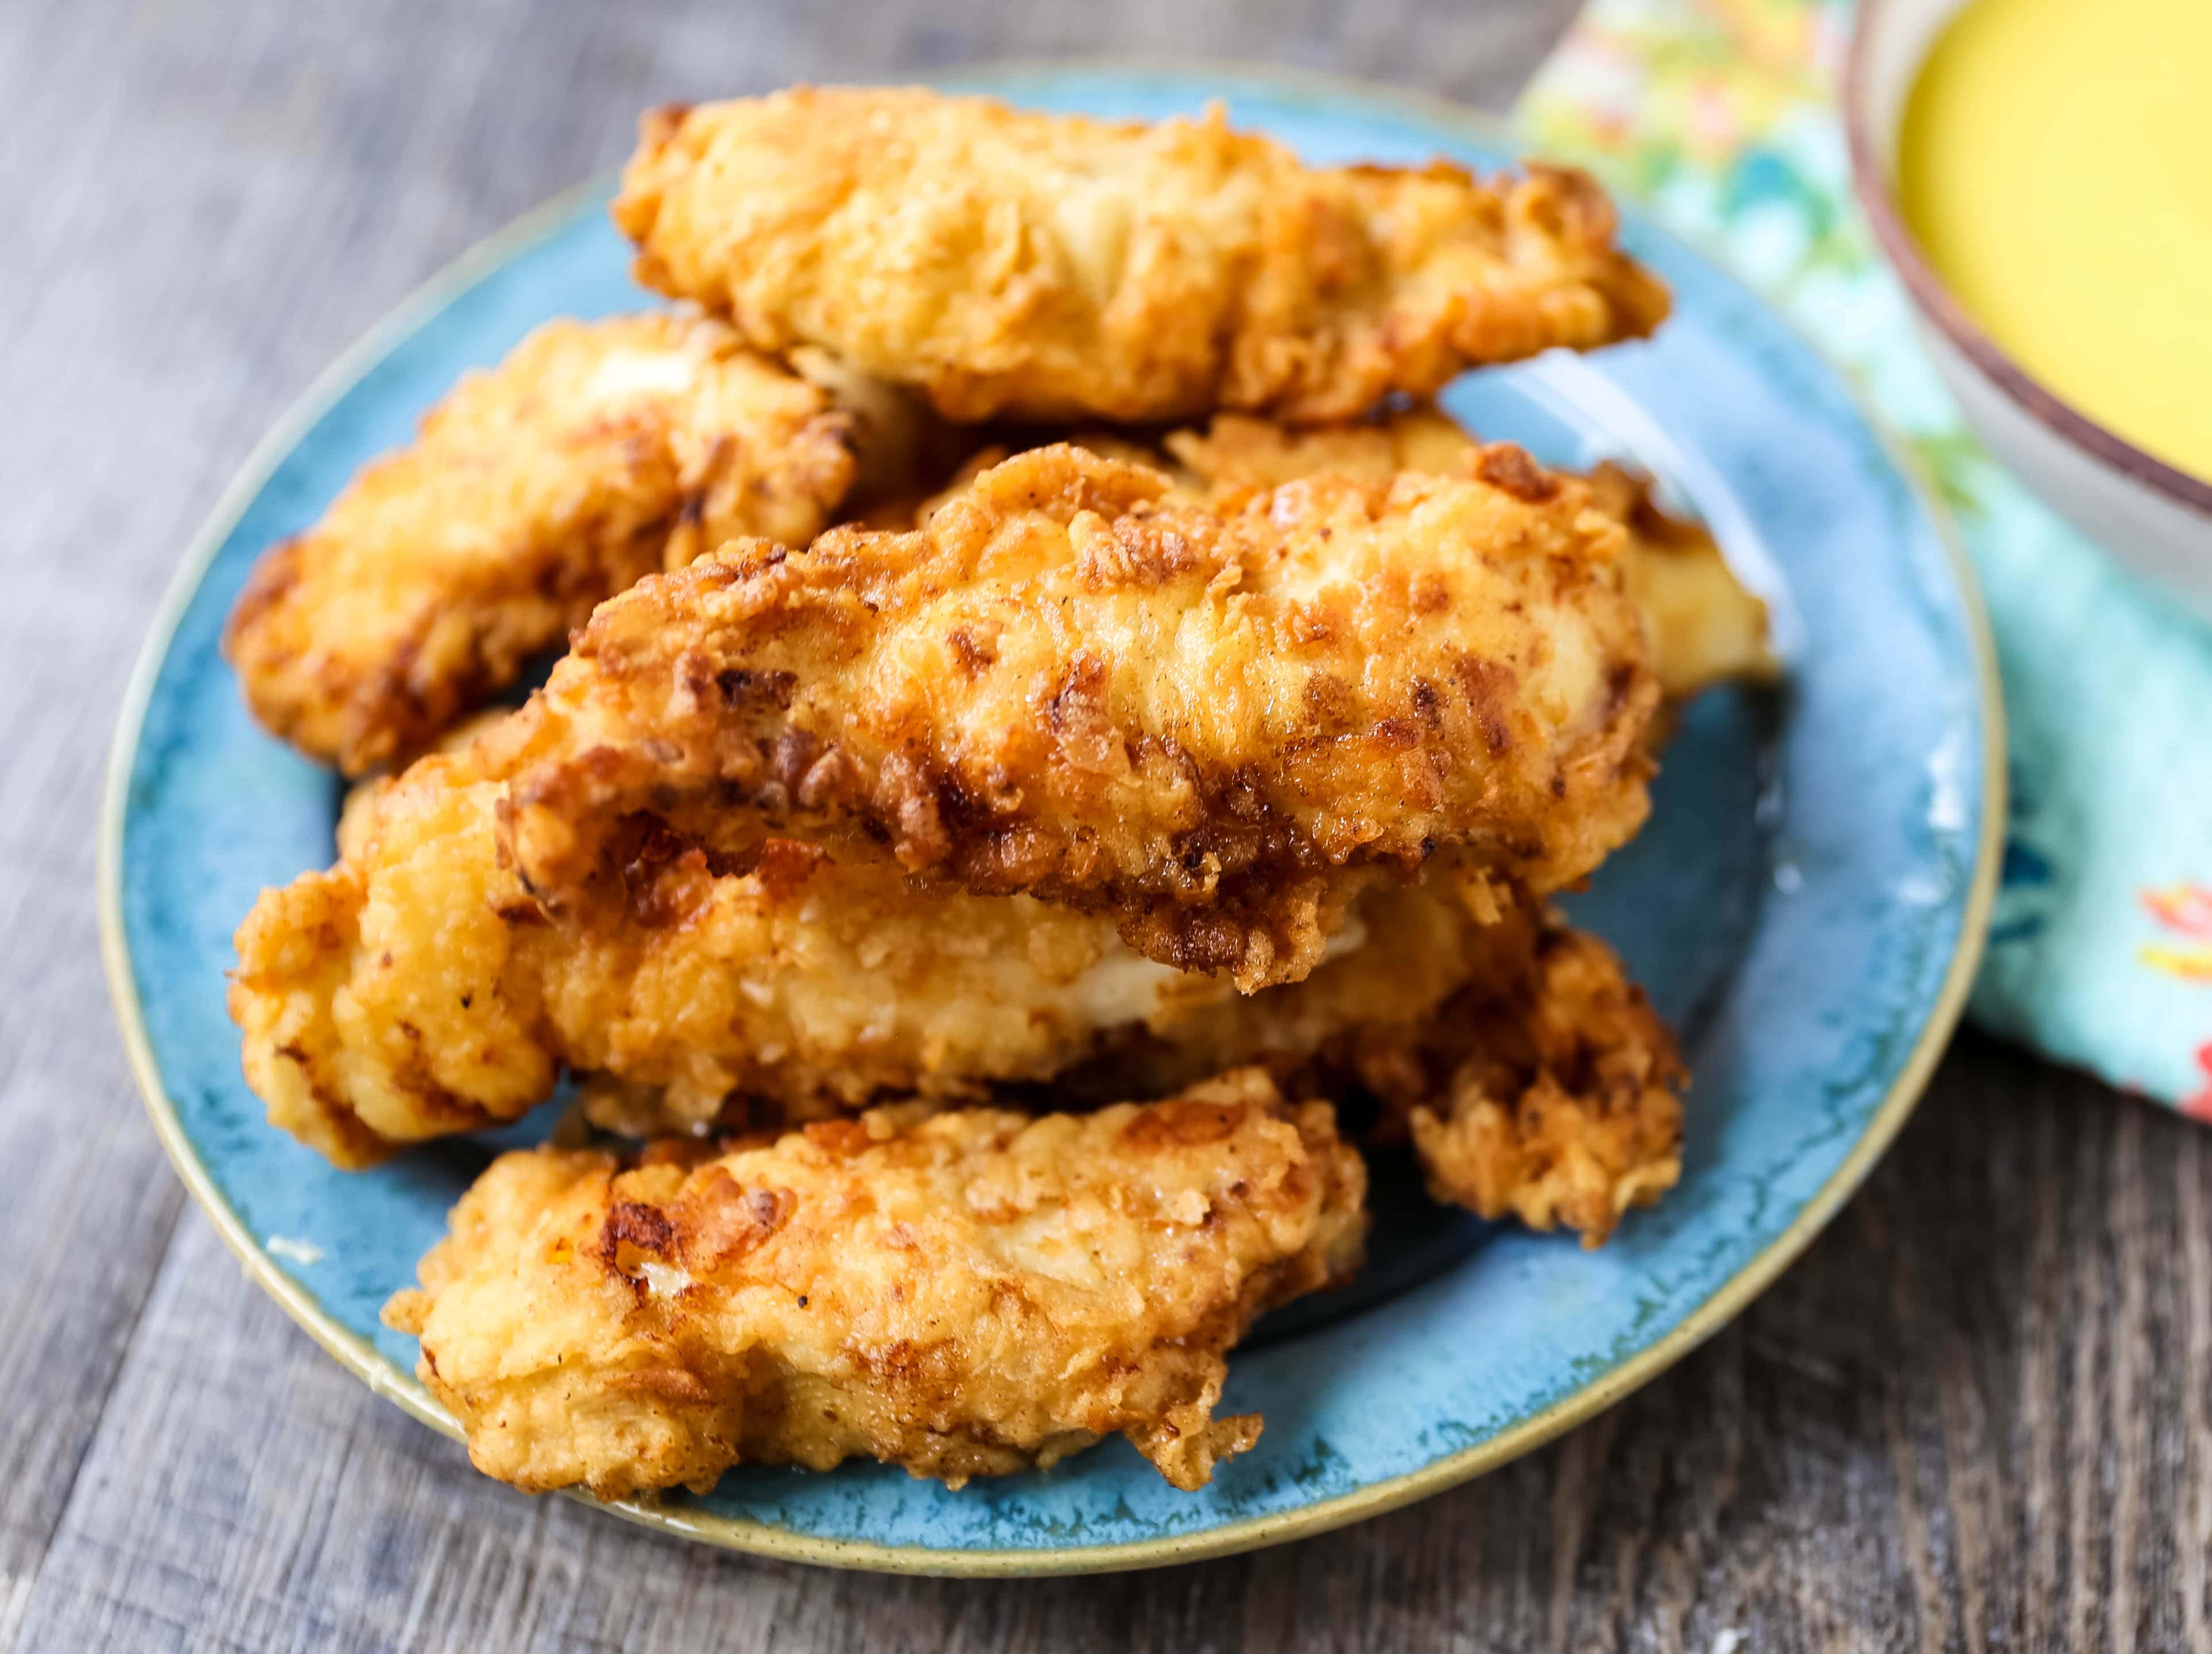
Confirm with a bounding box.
[224,88,1776,1502]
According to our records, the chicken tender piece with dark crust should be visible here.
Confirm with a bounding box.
[238,729,1495,1164]
[1164,410,1779,706]
[234,696,1512,1171]
[612,88,1669,425]
[890,418,1773,721]
[580,859,1508,1140]
[223,314,865,775]
[543,863,1683,1248]
[492,444,1660,991]
[1036,880,1683,1247]
[1346,900,1684,1246]
[233,741,1288,1167]
[382,1071,1367,1497]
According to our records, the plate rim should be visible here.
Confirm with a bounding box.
[97,58,2007,1578]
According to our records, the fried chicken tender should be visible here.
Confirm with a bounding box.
[611,88,1669,425]
[234,740,1269,1168]
[223,314,871,775]
[234,721,1481,1164]
[381,1071,1367,1496]
[237,425,1689,1244]
[491,443,1659,991]
[1039,882,1682,1247]
[567,858,1508,1139]
[1339,898,1683,1246]
[901,415,1773,721]
[1162,410,1779,704]
[545,854,1683,1246]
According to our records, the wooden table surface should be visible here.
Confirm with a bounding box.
[7,1,2205,1648]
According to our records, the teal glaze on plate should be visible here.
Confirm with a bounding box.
[110,67,1994,1566]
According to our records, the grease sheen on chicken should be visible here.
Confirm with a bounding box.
[382,1071,1366,1497]
[612,87,1669,424]
[492,443,1660,990]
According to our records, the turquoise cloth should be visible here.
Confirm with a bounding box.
[1520,0,2212,1111]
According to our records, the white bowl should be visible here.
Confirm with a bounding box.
[1845,0,2212,619]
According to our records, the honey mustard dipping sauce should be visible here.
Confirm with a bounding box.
[1897,0,2212,482]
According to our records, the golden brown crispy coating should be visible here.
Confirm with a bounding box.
[571,857,1506,1140]
[234,739,1271,1167]
[235,755,555,1168]
[522,843,1680,1249]
[236,719,1490,1164]
[611,88,1668,425]
[891,409,1772,761]
[1348,899,1684,1246]
[1039,880,1683,1247]
[1163,405,1488,494]
[1054,867,1512,1107]
[382,1071,1367,1496]
[1163,410,1779,705]
[897,416,1774,725]
[223,314,863,775]
[490,443,1659,991]
[569,872,1683,1249]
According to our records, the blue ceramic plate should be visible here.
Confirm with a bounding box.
[100,64,2001,1574]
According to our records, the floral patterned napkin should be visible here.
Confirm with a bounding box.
[1518,0,2212,1113]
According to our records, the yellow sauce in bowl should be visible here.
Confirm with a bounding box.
[1897,0,2212,482]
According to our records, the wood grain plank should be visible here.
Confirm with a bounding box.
[0,2,249,1635]
[2184,1129,2212,1649]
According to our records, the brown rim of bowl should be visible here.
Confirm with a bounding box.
[1842,0,2212,521]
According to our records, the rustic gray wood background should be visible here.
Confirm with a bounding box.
[7,0,2206,1648]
